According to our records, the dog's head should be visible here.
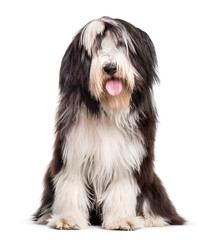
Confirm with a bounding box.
[59,17,158,113]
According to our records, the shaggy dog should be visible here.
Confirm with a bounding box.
[33,16,185,230]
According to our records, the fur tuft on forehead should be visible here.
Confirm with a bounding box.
[80,17,136,56]
[81,20,106,56]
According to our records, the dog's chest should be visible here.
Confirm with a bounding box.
[63,110,145,183]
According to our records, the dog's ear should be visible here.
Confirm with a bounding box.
[58,30,100,116]
[59,31,91,93]
[131,28,159,87]
[115,19,158,87]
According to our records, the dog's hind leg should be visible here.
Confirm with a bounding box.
[139,173,186,227]
[33,167,54,224]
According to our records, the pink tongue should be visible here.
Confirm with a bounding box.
[105,80,122,96]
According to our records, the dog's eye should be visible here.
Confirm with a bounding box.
[117,40,125,47]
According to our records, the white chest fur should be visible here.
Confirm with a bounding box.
[62,108,145,198]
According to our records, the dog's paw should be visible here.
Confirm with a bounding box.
[103,217,144,231]
[143,215,169,227]
[47,215,87,230]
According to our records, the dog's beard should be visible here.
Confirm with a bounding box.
[90,68,134,110]
[101,77,131,110]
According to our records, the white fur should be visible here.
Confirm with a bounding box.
[50,107,145,229]
[89,30,137,100]
[144,215,169,227]
[82,18,135,56]
[143,199,169,227]
[100,17,136,53]
[99,30,137,82]
[64,107,145,200]
[81,19,105,56]
[102,177,143,230]
[48,216,82,230]
[48,168,89,229]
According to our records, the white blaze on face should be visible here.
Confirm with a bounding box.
[87,20,137,110]
[99,30,136,88]
[101,31,118,61]
[81,20,105,56]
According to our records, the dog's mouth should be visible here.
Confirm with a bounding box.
[105,77,122,96]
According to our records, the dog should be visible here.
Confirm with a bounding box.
[33,16,185,230]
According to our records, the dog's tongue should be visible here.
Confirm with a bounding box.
[105,79,122,96]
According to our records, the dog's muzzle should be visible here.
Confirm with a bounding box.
[103,63,122,96]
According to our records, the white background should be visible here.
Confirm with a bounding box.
[0,0,215,239]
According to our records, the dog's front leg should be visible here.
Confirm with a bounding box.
[102,177,144,231]
[48,172,89,230]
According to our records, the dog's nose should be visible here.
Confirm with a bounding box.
[103,64,117,76]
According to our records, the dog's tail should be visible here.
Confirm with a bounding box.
[33,167,54,224]
[33,205,52,224]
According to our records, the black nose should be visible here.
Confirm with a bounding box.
[103,64,117,76]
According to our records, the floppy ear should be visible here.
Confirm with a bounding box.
[115,19,158,87]
[59,31,91,93]
[114,19,158,117]
[131,28,159,87]
[58,30,100,116]
[129,29,159,116]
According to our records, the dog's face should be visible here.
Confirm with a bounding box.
[83,20,136,110]
[59,17,158,113]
